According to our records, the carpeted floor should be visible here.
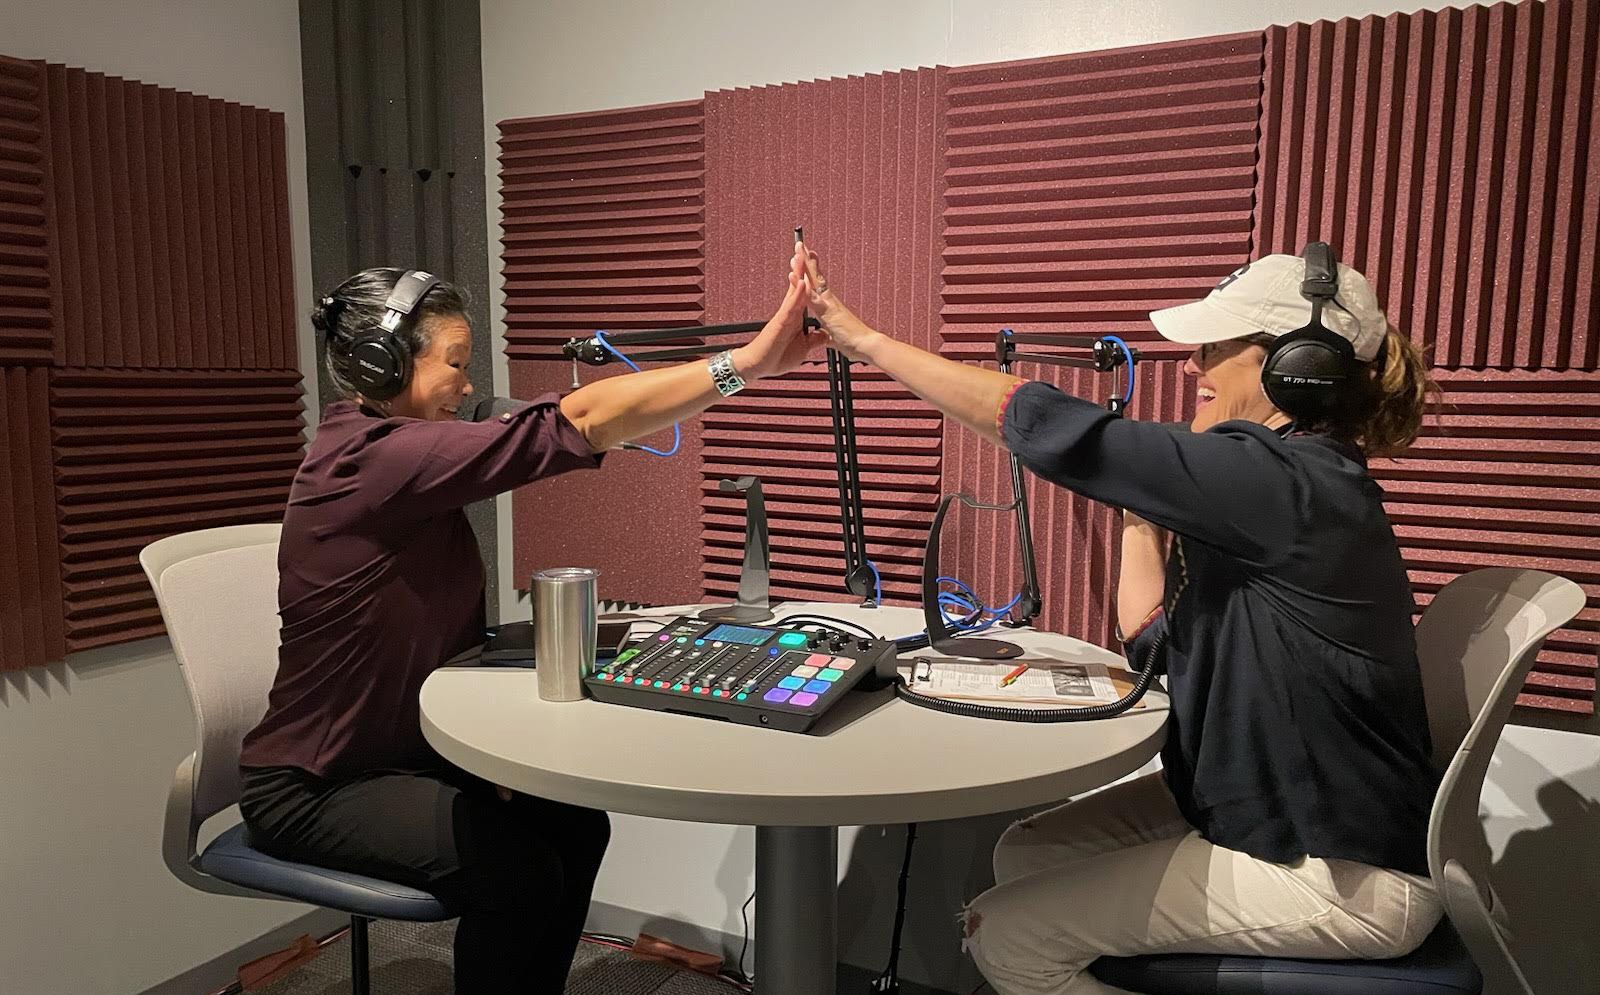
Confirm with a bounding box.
[254,920,745,995]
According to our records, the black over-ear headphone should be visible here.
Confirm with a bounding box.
[1259,242,1357,420]
[325,269,442,402]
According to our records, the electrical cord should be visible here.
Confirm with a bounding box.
[592,330,681,457]
[737,890,755,984]
[872,822,918,993]
[777,614,880,640]
[1102,334,1136,406]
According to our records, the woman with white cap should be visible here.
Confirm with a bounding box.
[797,243,1442,994]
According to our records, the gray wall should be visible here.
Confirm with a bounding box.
[0,2,319,993]
[478,1,1600,991]
[298,0,500,616]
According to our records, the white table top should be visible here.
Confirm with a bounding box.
[420,603,1168,826]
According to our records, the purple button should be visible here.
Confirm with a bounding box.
[763,688,793,703]
[790,691,819,707]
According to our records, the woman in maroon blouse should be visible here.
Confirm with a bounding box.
[240,256,815,993]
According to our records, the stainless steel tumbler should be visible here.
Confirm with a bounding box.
[532,566,599,701]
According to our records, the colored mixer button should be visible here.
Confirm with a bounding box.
[829,656,856,670]
[763,688,793,703]
[790,691,819,707]
[802,679,831,694]
[778,676,805,691]
[712,689,724,697]
[805,653,832,668]
[695,639,705,646]
[735,693,748,701]
[658,634,672,642]
[818,668,844,682]
[777,632,809,647]
[792,665,819,679]
[672,683,684,691]
[676,636,688,643]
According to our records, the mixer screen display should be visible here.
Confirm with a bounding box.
[702,623,774,646]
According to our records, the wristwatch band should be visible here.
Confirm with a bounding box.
[709,350,746,397]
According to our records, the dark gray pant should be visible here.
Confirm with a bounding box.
[241,764,610,994]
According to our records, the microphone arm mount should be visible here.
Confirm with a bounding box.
[563,314,874,604]
[994,329,1140,627]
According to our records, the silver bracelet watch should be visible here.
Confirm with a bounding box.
[708,350,746,397]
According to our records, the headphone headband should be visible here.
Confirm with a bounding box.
[1260,242,1357,420]
[381,270,442,330]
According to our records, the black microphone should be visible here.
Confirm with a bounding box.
[465,396,531,423]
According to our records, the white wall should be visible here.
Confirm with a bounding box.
[480,1,1599,992]
[0,2,317,993]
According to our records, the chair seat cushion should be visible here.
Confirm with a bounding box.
[198,823,454,922]
[1089,919,1481,995]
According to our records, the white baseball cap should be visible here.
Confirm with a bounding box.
[1149,254,1388,362]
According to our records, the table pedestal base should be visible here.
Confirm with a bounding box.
[754,825,838,995]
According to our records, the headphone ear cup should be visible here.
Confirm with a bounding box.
[1260,330,1354,419]
[346,334,412,402]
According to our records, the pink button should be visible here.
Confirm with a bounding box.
[790,691,819,707]
[829,656,856,670]
[805,653,832,668]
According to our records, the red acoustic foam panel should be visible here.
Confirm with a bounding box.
[51,369,305,652]
[1374,368,1600,714]
[497,100,707,361]
[939,34,1263,363]
[1255,1,1600,370]
[1,366,66,670]
[42,65,295,370]
[702,70,945,605]
[507,361,706,607]
[498,99,708,604]
[0,56,53,365]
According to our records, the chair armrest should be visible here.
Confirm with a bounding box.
[163,753,261,900]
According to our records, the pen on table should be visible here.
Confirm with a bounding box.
[998,663,1029,688]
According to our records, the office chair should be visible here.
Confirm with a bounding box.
[1091,567,1585,995]
[141,524,455,995]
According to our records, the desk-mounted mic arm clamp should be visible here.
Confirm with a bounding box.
[993,328,1140,628]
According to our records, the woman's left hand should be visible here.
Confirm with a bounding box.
[731,249,821,380]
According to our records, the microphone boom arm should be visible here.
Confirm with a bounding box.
[994,328,1140,627]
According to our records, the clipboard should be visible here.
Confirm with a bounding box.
[901,656,1148,709]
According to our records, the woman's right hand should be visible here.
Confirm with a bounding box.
[796,241,883,362]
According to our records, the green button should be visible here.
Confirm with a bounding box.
[819,668,844,682]
[654,680,665,688]
[736,692,748,701]
[777,632,808,647]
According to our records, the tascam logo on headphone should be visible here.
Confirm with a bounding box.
[357,358,385,374]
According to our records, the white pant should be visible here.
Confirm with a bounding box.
[962,772,1442,995]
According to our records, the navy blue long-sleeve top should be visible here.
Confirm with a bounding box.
[1001,380,1437,874]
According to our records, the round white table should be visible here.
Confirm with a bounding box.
[420,603,1168,995]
